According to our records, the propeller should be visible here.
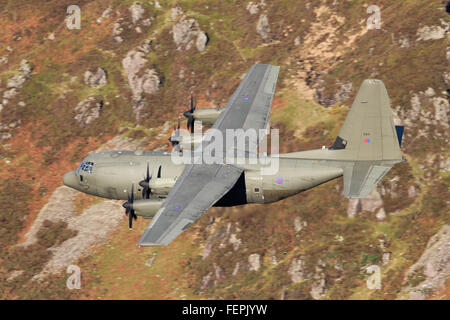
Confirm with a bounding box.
[138,164,162,199]
[122,184,137,230]
[139,162,152,199]
[168,119,181,148]
[183,94,196,133]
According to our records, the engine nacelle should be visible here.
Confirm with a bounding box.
[193,108,224,126]
[132,199,164,219]
[149,178,176,196]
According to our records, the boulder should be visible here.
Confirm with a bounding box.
[288,256,307,283]
[129,2,145,24]
[173,17,208,52]
[248,253,261,271]
[401,225,450,299]
[122,49,160,102]
[416,20,449,41]
[74,97,103,126]
[6,59,32,89]
[256,14,271,41]
[84,67,108,88]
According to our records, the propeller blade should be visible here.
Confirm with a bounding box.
[187,116,192,132]
[157,165,161,179]
[128,209,134,229]
[190,94,194,112]
[123,183,138,229]
[190,118,195,133]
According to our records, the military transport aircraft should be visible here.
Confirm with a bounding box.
[63,64,404,246]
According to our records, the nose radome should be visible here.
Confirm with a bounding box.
[63,170,79,189]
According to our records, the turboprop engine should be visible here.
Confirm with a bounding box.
[129,199,164,219]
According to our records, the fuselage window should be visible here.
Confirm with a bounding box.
[254,187,260,193]
[79,161,94,174]
[80,175,83,182]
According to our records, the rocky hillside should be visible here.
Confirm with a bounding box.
[0,0,448,299]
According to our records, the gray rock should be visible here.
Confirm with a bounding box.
[84,67,108,88]
[74,97,103,126]
[398,35,411,48]
[335,82,353,103]
[129,2,145,24]
[112,18,124,42]
[416,20,449,41]
[97,6,112,24]
[425,87,435,97]
[401,225,450,299]
[408,185,418,198]
[310,272,326,299]
[139,39,153,53]
[173,17,208,52]
[382,252,391,266]
[6,59,32,89]
[202,226,227,259]
[246,2,260,15]
[432,97,449,128]
[248,253,261,271]
[7,270,24,282]
[228,233,242,251]
[269,248,278,265]
[347,198,362,217]
[145,253,157,267]
[256,14,271,41]
[171,6,183,20]
[3,88,17,100]
[347,189,384,219]
[288,257,307,283]
[294,216,307,232]
[196,32,208,52]
[122,49,160,104]
[314,82,353,107]
[232,262,240,276]
[200,272,213,290]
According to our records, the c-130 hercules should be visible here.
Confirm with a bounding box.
[63,64,404,246]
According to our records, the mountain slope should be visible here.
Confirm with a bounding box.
[0,0,448,299]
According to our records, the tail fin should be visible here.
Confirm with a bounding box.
[330,79,402,161]
[331,79,403,198]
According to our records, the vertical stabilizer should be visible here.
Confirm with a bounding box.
[331,79,403,198]
[330,79,402,161]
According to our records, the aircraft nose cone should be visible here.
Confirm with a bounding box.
[63,170,79,189]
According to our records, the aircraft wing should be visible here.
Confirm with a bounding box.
[137,64,279,246]
[137,164,243,246]
[205,64,280,154]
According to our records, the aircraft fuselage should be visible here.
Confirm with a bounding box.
[63,150,343,210]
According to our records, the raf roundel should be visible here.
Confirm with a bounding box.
[276,177,284,184]
[364,138,371,143]
[173,205,181,210]
[243,96,250,102]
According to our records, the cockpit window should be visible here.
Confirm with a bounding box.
[78,161,94,174]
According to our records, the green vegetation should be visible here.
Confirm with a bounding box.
[0,0,447,299]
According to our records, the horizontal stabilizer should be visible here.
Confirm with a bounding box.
[344,164,392,198]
